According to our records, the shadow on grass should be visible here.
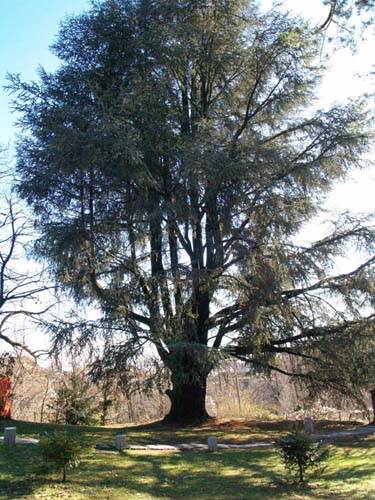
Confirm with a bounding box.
[0,443,318,500]
[0,444,45,499]
[77,439,373,499]
[0,419,115,438]
[111,418,364,446]
[80,450,350,500]
[73,449,306,499]
[0,421,373,499]
[114,418,362,432]
[0,418,365,446]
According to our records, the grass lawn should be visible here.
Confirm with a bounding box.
[0,419,374,499]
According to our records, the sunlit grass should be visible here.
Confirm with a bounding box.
[0,420,373,499]
[1,417,361,445]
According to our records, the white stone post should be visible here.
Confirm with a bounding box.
[207,436,218,452]
[303,417,314,434]
[115,434,126,451]
[4,427,16,446]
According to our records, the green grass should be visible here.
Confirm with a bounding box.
[0,419,374,499]
[0,417,361,445]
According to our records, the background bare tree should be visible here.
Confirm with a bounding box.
[0,151,53,355]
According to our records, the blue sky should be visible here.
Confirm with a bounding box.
[0,0,90,143]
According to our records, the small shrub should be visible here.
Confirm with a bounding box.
[276,430,329,483]
[39,431,88,482]
[49,373,98,425]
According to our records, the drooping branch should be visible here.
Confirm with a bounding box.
[270,314,375,346]
[282,255,375,299]
[317,0,338,32]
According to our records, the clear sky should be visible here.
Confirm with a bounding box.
[0,0,91,143]
[0,0,374,354]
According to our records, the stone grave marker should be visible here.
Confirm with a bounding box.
[115,434,126,451]
[207,436,218,452]
[303,417,314,434]
[4,427,16,446]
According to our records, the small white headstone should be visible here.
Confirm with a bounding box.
[303,417,314,434]
[4,427,16,446]
[115,434,126,451]
[207,436,218,452]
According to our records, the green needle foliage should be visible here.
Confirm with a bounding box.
[39,431,88,483]
[7,0,374,421]
[49,372,98,426]
[276,430,330,483]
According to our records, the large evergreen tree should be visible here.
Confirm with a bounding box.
[9,0,374,421]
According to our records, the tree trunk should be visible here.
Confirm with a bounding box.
[298,461,304,483]
[164,373,210,422]
[161,332,212,423]
[100,398,110,426]
[370,388,375,423]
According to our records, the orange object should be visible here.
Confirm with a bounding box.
[0,376,11,419]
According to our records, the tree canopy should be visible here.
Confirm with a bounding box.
[9,0,374,421]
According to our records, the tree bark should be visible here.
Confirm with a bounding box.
[162,346,212,422]
[370,388,375,424]
[298,460,304,483]
[164,373,210,422]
